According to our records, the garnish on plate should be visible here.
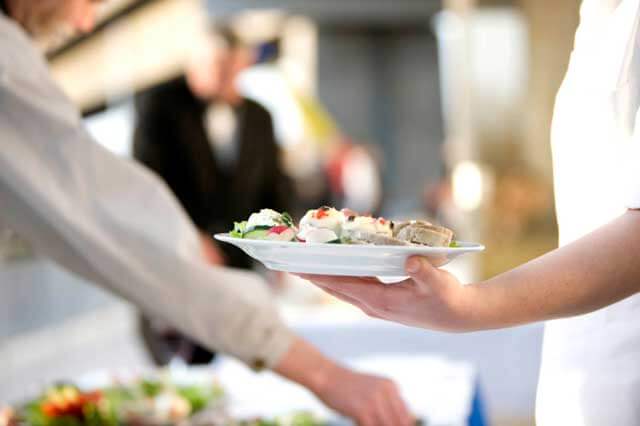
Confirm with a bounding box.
[231,209,297,242]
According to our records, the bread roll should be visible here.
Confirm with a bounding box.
[393,220,453,247]
[346,230,410,246]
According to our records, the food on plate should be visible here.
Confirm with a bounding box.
[18,380,224,426]
[13,375,326,426]
[393,220,454,247]
[297,206,345,243]
[340,215,402,245]
[228,207,456,247]
[237,412,324,426]
[231,209,297,241]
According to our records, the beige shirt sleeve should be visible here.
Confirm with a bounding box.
[0,15,294,369]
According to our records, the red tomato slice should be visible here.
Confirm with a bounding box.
[269,225,290,235]
[315,209,329,219]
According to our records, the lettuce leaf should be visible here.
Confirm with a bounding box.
[281,212,294,228]
[230,221,248,238]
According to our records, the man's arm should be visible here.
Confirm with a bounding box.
[0,80,413,425]
[0,23,293,368]
[302,209,640,332]
[0,22,414,424]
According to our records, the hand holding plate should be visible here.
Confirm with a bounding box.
[299,256,477,332]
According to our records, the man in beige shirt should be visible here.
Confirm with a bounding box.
[0,1,411,424]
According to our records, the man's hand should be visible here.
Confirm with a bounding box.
[299,257,475,332]
[274,338,413,426]
[312,363,413,426]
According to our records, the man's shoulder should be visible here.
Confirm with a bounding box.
[0,13,26,41]
[0,15,46,75]
[0,14,78,126]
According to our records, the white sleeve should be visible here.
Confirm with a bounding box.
[0,20,293,369]
[625,107,640,209]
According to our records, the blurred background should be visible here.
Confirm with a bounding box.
[1,0,582,425]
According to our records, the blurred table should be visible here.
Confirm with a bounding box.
[213,354,486,426]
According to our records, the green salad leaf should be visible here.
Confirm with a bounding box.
[248,225,273,231]
[281,212,294,228]
[140,379,162,397]
[238,411,325,426]
[231,221,248,238]
[176,385,213,413]
[275,412,324,426]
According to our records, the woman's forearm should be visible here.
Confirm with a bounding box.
[468,209,640,330]
[300,210,640,333]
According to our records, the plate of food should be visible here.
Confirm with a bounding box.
[4,368,327,426]
[215,207,484,279]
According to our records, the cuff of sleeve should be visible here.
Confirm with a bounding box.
[240,313,296,371]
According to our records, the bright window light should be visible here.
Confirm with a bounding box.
[452,161,484,211]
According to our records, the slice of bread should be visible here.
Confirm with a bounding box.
[393,220,454,247]
[345,230,410,246]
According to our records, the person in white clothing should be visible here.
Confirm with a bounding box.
[303,0,640,424]
[0,1,414,424]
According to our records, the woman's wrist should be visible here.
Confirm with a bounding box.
[451,282,488,332]
[458,280,509,332]
[464,276,538,331]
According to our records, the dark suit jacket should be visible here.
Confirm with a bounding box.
[133,76,291,269]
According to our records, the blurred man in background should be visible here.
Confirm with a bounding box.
[0,1,413,424]
[133,28,292,365]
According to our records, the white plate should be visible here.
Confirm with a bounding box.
[215,233,484,279]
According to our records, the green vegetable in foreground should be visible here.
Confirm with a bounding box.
[231,221,248,238]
